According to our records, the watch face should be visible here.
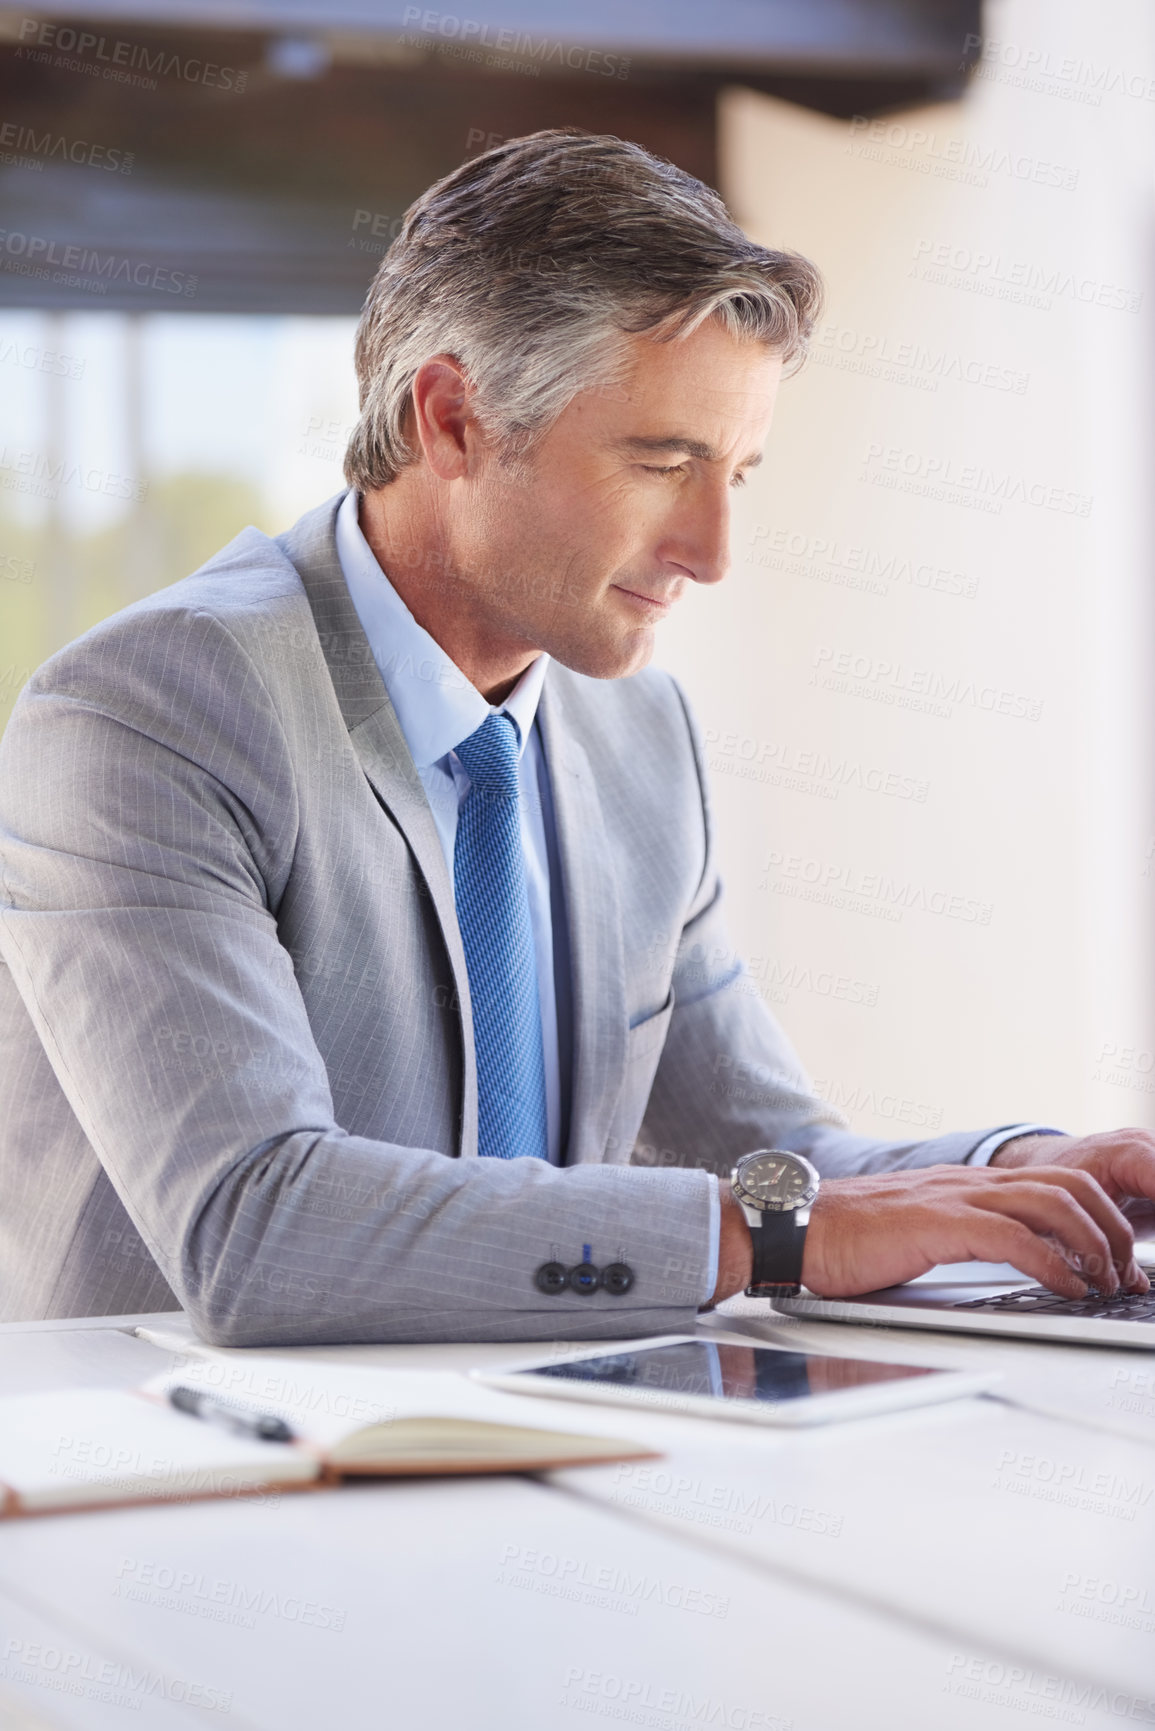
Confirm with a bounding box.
[735,1151,818,1212]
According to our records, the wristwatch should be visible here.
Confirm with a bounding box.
[731,1149,821,1298]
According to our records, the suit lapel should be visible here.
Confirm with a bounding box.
[276,495,478,1161]
[538,671,626,1167]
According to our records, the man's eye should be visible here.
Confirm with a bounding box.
[730,471,748,489]
[641,464,688,478]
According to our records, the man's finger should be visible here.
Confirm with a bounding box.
[973,1182,1120,1291]
[962,1215,1091,1298]
[1090,1134,1155,1205]
[1005,1167,1140,1283]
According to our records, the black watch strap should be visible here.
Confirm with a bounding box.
[746,1208,808,1298]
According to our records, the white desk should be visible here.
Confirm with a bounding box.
[0,1282,1152,1731]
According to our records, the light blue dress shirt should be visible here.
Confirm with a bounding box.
[335,488,1049,1289]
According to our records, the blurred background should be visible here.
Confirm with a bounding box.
[1,0,1152,1141]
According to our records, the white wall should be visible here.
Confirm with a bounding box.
[655,0,1155,1140]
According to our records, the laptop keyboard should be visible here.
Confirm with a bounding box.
[951,1286,1155,1321]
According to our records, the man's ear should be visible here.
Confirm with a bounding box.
[409,353,482,480]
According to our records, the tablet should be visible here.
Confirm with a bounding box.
[473,1335,996,1427]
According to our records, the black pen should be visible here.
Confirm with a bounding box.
[167,1385,296,1443]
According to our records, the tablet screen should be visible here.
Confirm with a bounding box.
[518,1340,936,1405]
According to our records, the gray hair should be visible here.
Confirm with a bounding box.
[344,128,823,491]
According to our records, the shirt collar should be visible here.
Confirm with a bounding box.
[334,487,548,769]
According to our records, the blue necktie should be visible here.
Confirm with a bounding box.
[453,712,548,1160]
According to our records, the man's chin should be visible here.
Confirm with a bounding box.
[551,630,655,682]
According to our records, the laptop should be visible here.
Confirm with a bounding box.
[773,1242,1155,1349]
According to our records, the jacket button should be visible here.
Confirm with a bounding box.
[601,1262,635,1296]
[568,1263,601,1295]
[534,1261,569,1295]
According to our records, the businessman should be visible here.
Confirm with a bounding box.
[0,130,1151,1344]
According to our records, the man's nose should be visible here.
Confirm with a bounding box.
[676,485,732,587]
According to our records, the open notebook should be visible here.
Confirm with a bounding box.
[0,1356,657,1518]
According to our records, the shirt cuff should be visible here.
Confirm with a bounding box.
[966,1125,1066,1168]
[703,1177,722,1300]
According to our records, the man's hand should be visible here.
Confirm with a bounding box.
[800,1165,1148,1300]
[991,1128,1155,1234]
[706,1161,1151,1307]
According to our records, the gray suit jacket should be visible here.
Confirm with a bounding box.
[0,493,1005,1343]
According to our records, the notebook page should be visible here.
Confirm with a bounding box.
[145,1357,653,1454]
[0,1389,316,1512]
